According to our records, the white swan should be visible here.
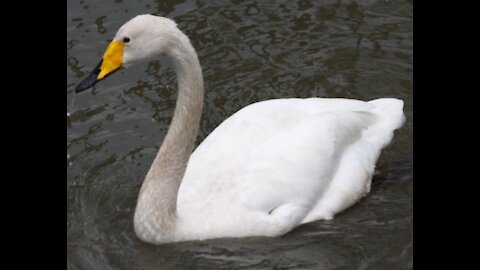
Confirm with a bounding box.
[75,15,405,244]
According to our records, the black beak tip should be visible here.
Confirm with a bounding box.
[75,74,98,93]
[75,60,103,94]
[75,84,90,93]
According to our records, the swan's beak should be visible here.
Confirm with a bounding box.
[75,41,124,93]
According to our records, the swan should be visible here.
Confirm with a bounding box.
[75,15,405,244]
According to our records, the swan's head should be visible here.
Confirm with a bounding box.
[76,15,182,93]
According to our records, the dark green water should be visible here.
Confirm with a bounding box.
[67,0,412,269]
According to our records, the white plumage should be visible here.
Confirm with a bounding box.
[176,98,404,241]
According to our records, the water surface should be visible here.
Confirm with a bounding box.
[67,0,412,269]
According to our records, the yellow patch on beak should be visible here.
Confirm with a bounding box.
[98,41,124,79]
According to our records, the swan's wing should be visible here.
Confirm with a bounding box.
[234,109,376,231]
[177,98,404,238]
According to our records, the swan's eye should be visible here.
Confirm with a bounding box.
[123,37,131,43]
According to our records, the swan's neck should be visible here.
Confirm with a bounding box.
[134,32,203,243]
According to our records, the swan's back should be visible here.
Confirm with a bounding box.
[175,98,404,241]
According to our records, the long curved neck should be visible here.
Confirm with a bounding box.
[134,31,203,243]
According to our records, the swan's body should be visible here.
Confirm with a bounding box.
[76,15,405,244]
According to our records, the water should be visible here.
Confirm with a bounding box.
[67,0,412,269]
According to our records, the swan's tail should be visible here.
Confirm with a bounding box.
[366,98,405,149]
[369,98,405,126]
